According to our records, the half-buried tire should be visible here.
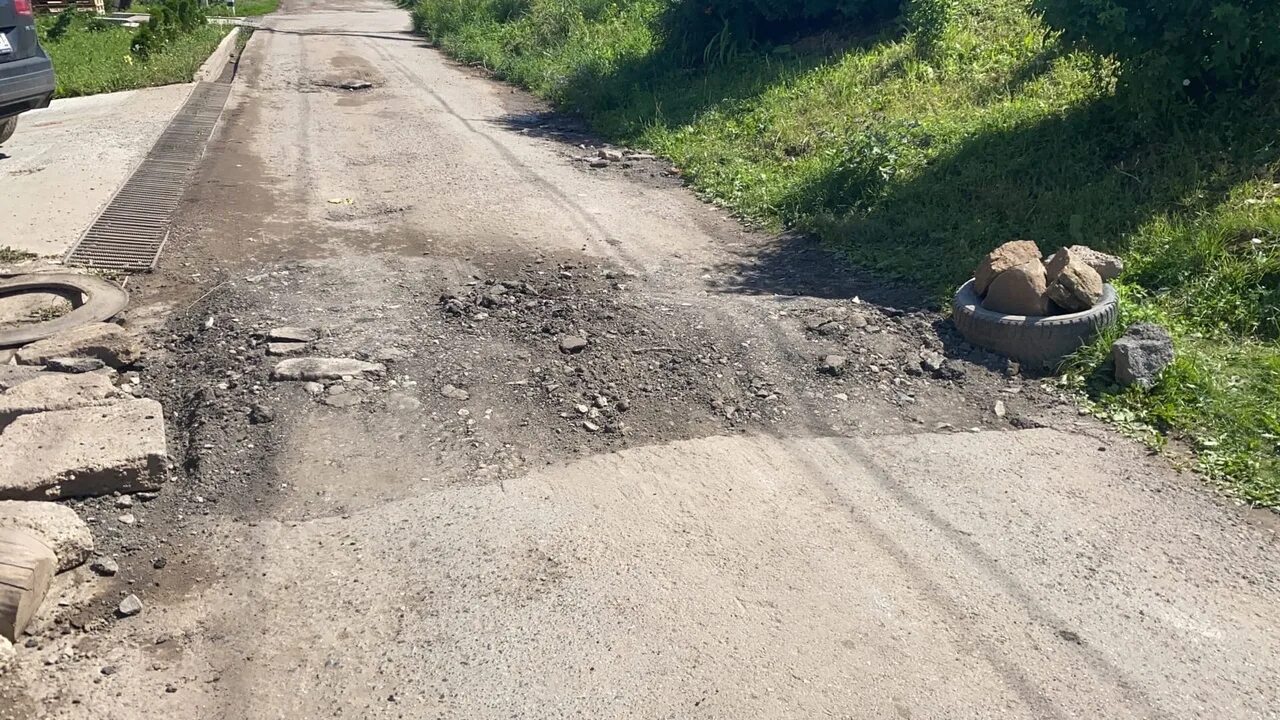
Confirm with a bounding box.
[952,279,1118,369]
[0,274,129,349]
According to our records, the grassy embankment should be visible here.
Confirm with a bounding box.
[406,0,1280,503]
[37,14,229,98]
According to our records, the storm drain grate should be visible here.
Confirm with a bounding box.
[65,81,233,271]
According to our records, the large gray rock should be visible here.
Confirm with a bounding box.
[982,260,1051,316]
[1112,323,1174,389]
[0,501,93,572]
[15,323,141,369]
[0,400,168,500]
[974,240,1042,295]
[0,372,126,430]
[1045,248,1104,312]
[271,358,384,381]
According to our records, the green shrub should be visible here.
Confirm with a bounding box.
[131,0,206,61]
[44,10,76,42]
[1034,0,1280,96]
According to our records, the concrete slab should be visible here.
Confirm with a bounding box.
[0,399,167,500]
[0,372,126,430]
[0,84,193,258]
[0,501,93,572]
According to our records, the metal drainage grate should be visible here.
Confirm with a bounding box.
[65,81,233,271]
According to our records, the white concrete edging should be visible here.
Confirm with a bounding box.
[195,25,241,83]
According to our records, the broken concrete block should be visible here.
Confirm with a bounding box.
[0,501,93,573]
[982,260,1051,316]
[15,323,141,369]
[0,365,43,392]
[1045,248,1105,312]
[974,240,1042,295]
[271,358,384,381]
[1112,323,1174,389]
[0,528,55,642]
[267,327,319,343]
[0,400,168,501]
[0,372,127,430]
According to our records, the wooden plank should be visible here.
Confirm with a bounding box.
[0,528,55,642]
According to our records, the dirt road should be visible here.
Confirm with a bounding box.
[3,0,1279,717]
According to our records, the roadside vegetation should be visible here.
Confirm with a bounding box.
[406,0,1280,503]
[38,3,228,98]
[206,0,279,17]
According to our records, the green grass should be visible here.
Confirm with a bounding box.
[38,16,230,98]
[206,0,279,17]
[409,0,1280,503]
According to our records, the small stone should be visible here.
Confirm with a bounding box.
[101,665,117,676]
[588,159,609,169]
[117,513,136,526]
[582,421,601,432]
[90,556,119,577]
[1004,360,1021,377]
[165,685,177,694]
[994,400,1007,418]
[136,492,160,502]
[303,382,325,395]
[45,357,106,374]
[559,336,589,354]
[115,495,134,509]
[249,404,275,424]
[117,594,143,617]
[818,354,847,375]
[598,149,623,162]
[439,384,470,401]
[1112,323,1174,389]
[152,557,167,570]
[919,350,945,373]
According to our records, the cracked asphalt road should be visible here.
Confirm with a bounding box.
[3,0,1278,717]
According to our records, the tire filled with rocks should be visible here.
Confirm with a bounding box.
[953,241,1122,369]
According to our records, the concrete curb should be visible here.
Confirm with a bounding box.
[195,25,241,83]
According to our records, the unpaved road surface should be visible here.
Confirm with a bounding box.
[4,0,1280,717]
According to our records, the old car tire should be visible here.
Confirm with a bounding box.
[0,117,17,146]
[952,279,1118,369]
[0,274,130,348]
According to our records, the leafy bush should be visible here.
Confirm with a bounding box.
[43,10,76,42]
[1034,0,1280,95]
[131,0,206,60]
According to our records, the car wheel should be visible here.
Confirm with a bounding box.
[951,278,1119,370]
[0,116,17,145]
